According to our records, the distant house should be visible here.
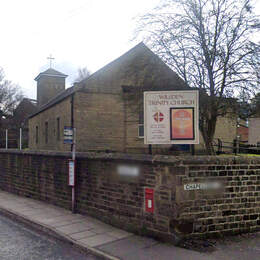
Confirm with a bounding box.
[12,98,38,128]
[237,119,248,143]
[28,43,237,154]
[248,118,260,145]
[214,115,237,151]
[0,98,37,148]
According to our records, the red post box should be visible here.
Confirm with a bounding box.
[145,188,154,213]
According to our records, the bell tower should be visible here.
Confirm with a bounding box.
[35,67,67,107]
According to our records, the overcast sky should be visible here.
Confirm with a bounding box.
[0,0,259,99]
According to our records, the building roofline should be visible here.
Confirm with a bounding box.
[34,73,67,81]
[29,42,186,119]
[238,123,248,128]
[78,42,171,87]
[121,85,193,92]
[34,68,68,81]
[29,87,76,118]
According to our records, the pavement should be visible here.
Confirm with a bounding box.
[0,190,215,260]
[1,190,260,260]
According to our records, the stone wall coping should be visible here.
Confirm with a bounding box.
[1,149,260,165]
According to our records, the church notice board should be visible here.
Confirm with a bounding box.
[144,90,199,144]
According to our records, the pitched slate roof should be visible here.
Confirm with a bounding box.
[34,68,68,81]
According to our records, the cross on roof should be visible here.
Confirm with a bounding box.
[47,54,55,68]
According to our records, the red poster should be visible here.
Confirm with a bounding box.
[170,108,194,140]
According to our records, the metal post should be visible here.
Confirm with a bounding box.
[19,128,22,150]
[191,144,195,155]
[149,144,152,155]
[236,136,240,155]
[5,129,8,149]
[72,128,76,161]
[72,128,76,213]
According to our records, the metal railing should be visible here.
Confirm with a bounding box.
[213,138,260,155]
[0,128,27,150]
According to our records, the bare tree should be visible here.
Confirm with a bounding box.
[0,68,23,126]
[136,0,260,154]
[74,67,91,82]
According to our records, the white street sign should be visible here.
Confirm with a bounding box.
[68,160,75,186]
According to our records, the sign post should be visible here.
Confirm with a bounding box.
[19,128,22,150]
[71,128,76,213]
[64,126,76,213]
[144,90,199,145]
[5,129,8,149]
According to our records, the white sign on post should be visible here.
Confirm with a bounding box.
[64,126,74,144]
[68,160,75,186]
[144,90,199,144]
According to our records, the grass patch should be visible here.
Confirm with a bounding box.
[220,153,260,157]
[237,154,260,157]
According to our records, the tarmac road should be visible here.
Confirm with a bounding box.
[0,214,100,260]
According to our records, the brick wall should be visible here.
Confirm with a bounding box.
[0,150,260,242]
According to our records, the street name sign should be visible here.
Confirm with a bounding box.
[184,182,221,191]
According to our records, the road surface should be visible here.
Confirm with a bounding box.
[0,214,100,260]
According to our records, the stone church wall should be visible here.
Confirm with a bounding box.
[28,97,72,151]
[78,43,186,94]
[74,91,125,152]
[1,150,260,242]
[29,89,237,154]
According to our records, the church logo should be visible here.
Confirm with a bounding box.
[153,112,164,123]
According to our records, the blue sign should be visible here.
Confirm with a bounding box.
[64,126,73,144]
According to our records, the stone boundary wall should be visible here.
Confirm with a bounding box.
[0,149,260,242]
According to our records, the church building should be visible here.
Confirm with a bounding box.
[28,43,237,154]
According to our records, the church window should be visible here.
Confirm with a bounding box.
[36,126,38,144]
[45,122,48,144]
[138,109,144,138]
[57,117,60,141]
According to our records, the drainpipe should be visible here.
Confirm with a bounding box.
[70,93,74,152]
[123,94,127,153]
